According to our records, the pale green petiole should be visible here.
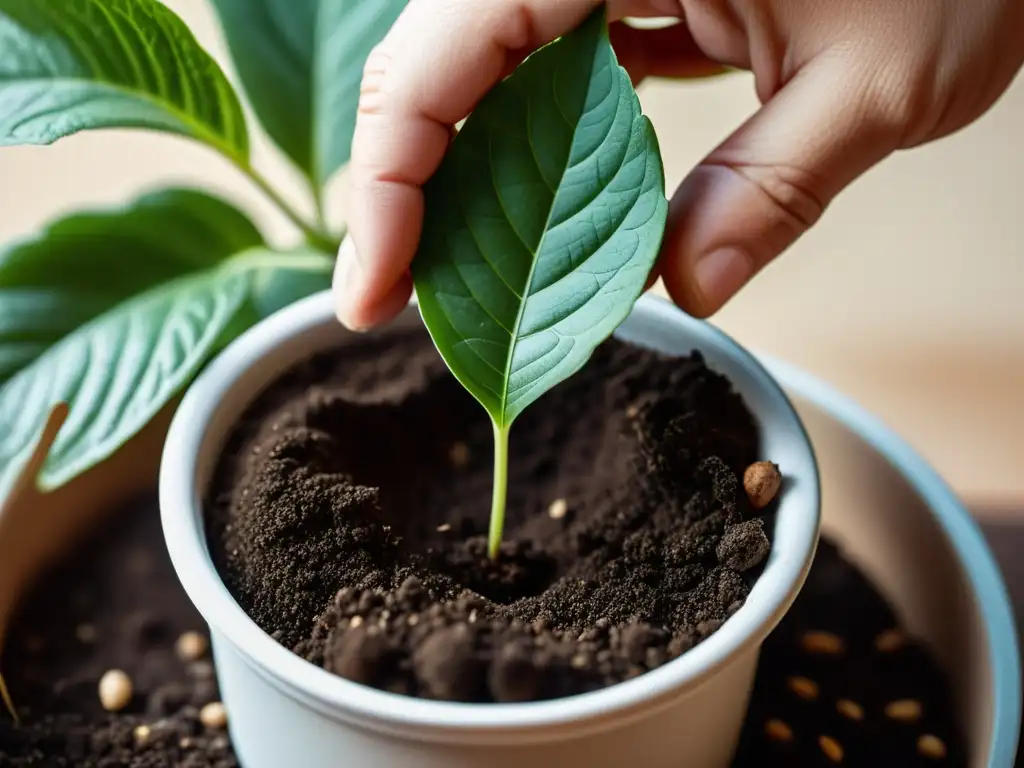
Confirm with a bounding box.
[488,422,511,560]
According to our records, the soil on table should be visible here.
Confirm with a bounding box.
[0,496,235,768]
[0,497,965,766]
[206,328,774,703]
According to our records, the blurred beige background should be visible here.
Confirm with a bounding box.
[1,0,1021,505]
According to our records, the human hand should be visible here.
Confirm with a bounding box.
[333,0,1024,330]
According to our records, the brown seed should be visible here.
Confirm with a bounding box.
[98,669,132,712]
[800,630,845,655]
[885,699,923,722]
[836,699,864,721]
[743,461,782,509]
[200,701,228,729]
[626,404,639,418]
[133,725,151,745]
[917,734,948,759]
[548,498,568,520]
[449,442,470,468]
[819,735,844,762]
[175,631,208,662]
[787,676,819,700]
[875,628,906,652]
[764,719,793,742]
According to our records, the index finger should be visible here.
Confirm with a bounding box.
[335,0,677,330]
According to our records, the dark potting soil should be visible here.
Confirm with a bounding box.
[0,497,965,766]
[205,329,773,702]
[732,537,966,767]
[0,496,235,768]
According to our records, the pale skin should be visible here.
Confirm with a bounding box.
[333,0,1024,330]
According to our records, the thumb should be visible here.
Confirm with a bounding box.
[659,55,903,317]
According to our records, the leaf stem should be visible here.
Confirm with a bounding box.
[488,421,510,560]
[239,165,339,253]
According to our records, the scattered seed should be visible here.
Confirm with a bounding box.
[570,654,588,669]
[626,404,639,418]
[875,628,906,652]
[98,669,132,712]
[407,615,419,626]
[917,733,948,759]
[133,724,151,745]
[885,699,923,722]
[200,701,228,729]
[180,737,194,749]
[819,735,844,762]
[548,498,568,520]
[175,631,208,662]
[349,616,363,628]
[436,523,452,533]
[449,442,470,468]
[787,676,819,700]
[468,609,478,624]
[836,699,864,721]
[800,630,844,655]
[743,461,782,509]
[764,718,793,742]
[75,624,97,644]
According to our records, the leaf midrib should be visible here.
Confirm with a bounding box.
[0,74,245,160]
[497,46,599,427]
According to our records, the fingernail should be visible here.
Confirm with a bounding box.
[334,238,368,331]
[694,248,753,311]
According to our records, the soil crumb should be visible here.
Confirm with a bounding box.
[206,327,776,702]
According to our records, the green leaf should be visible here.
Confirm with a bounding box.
[0,248,333,505]
[210,0,406,187]
[0,0,248,160]
[413,7,667,427]
[0,188,263,384]
[412,7,668,557]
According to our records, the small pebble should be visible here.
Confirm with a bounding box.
[133,724,151,746]
[819,734,844,763]
[764,718,793,742]
[448,442,470,468]
[917,733,948,759]
[548,498,568,520]
[98,669,132,712]
[800,630,844,655]
[885,699,923,722]
[875,628,906,652]
[350,616,363,628]
[175,631,208,662]
[743,461,782,509]
[200,701,228,729]
[836,699,864,721]
[787,676,819,701]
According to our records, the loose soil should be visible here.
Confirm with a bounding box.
[0,497,965,766]
[206,328,773,702]
[0,496,234,767]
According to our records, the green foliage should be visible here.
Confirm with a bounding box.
[209,0,408,190]
[0,0,402,505]
[413,7,668,557]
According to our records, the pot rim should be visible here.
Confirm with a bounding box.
[159,292,821,740]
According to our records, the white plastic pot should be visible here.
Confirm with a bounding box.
[159,293,821,768]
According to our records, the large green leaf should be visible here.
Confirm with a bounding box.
[412,6,668,430]
[0,0,248,159]
[0,188,263,383]
[210,0,406,187]
[0,248,333,504]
